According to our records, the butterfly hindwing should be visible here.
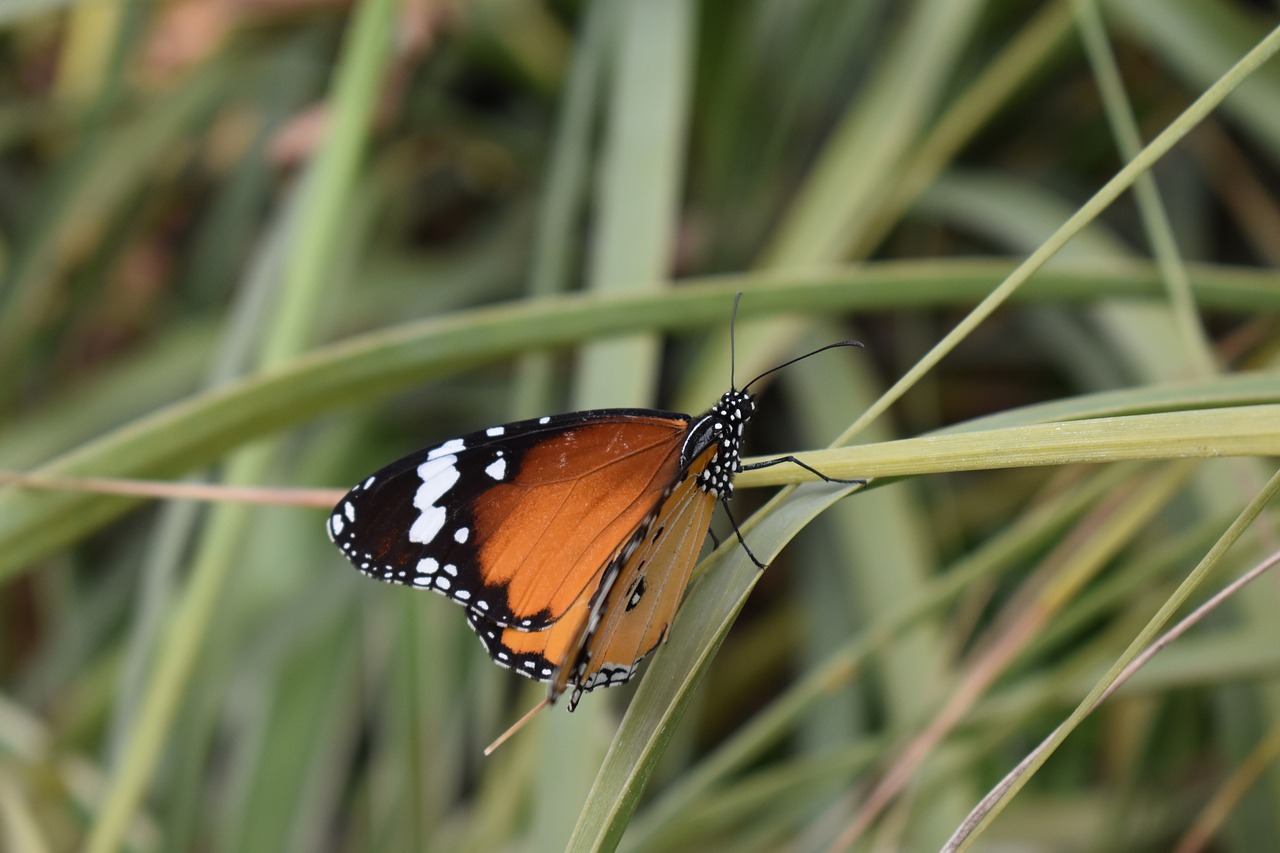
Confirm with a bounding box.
[466,608,565,683]
[457,439,725,706]
[562,445,719,706]
[463,494,667,689]
[329,410,691,631]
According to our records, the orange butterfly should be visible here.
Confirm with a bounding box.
[329,304,860,748]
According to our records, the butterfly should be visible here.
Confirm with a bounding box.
[328,303,861,747]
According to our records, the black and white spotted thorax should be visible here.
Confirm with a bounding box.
[681,389,756,499]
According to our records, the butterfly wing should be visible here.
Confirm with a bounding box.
[560,443,720,707]
[466,601,586,684]
[460,442,720,704]
[329,410,691,631]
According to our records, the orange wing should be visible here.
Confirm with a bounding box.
[560,445,718,706]
[331,412,690,632]
[468,444,719,703]
[468,419,684,624]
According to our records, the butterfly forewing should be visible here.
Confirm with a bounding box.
[329,410,690,631]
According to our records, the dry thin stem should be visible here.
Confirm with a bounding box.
[827,474,1165,852]
[484,697,551,756]
[0,471,342,508]
[941,547,1280,853]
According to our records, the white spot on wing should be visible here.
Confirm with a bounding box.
[539,416,551,424]
[484,458,507,480]
[409,456,460,544]
[486,426,505,437]
[427,438,466,460]
[409,506,447,545]
[329,515,344,537]
[416,557,439,574]
[454,527,469,543]
[343,501,355,522]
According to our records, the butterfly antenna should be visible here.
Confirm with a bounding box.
[484,696,551,756]
[729,291,744,390]
[742,340,864,392]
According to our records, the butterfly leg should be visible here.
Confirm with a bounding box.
[719,498,765,569]
[738,455,866,486]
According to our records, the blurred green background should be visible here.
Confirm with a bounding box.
[2,1,1280,850]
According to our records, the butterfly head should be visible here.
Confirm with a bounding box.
[683,388,756,499]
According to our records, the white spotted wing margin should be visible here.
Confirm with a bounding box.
[327,408,692,634]
[465,511,658,689]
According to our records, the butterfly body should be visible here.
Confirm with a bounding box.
[329,388,757,708]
